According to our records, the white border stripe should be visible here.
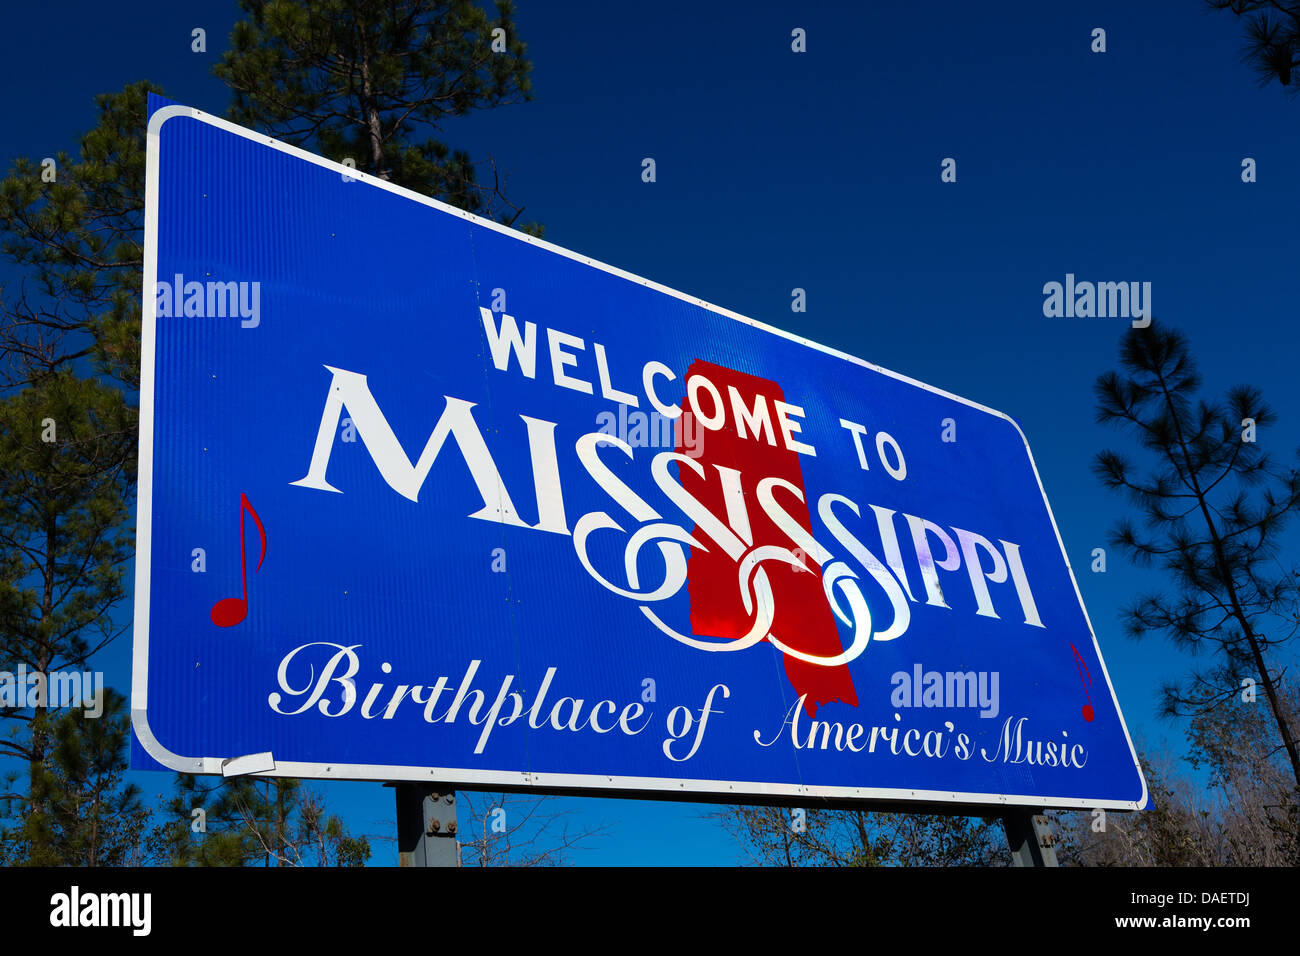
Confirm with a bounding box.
[132,104,1148,812]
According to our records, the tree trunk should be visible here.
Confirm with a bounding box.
[1157,371,1300,793]
[27,514,57,862]
[354,11,387,180]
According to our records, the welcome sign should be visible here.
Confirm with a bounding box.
[132,100,1146,810]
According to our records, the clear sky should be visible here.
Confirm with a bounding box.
[2,0,1297,865]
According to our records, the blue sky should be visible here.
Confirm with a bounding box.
[2,1,1298,864]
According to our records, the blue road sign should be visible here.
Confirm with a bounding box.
[133,100,1146,810]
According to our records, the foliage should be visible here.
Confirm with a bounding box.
[164,775,370,867]
[711,804,1005,867]
[215,0,540,231]
[0,690,157,866]
[0,82,156,390]
[456,791,608,866]
[1093,320,1300,790]
[1207,0,1300,90]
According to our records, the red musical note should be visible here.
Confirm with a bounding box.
[1069,642,1095,722]
[210,493,267,628]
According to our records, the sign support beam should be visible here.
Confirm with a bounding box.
[1001,811,1058,867]
[393,784,458,867]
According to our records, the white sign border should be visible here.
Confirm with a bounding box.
[132,104,1148,812]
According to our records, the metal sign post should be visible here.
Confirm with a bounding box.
[1001,812,1059,867]
[392,784,458,867]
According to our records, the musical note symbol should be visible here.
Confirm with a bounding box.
[210,493,268,628]
[1069,642,1095,722]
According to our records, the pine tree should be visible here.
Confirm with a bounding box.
[1207,1,1300,90]
[0,81,156,392]
[1093,320,1300,791]
[215,0,540,231]
[0,374,135,864]
[0,83,153,866]
[0,689,156,866]
[164,775,370,866]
